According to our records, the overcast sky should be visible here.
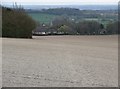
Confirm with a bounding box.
[1,0,119,5]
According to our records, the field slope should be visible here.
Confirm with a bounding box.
[2,35,118,87]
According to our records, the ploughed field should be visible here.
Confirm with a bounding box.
[2,35,118,87]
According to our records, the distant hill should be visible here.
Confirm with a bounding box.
[26,7,117,25]
[3,5,118,10]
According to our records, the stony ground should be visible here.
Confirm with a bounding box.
[2,35,118,87]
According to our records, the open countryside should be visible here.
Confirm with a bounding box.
[2,4,118,87]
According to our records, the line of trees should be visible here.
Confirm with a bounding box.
[2,6,36,38]
[106,21,118,34]
[38,16,118,35]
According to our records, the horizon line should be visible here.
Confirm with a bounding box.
[2,2,118,6]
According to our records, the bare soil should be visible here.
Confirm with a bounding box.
[2,35,118,87]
